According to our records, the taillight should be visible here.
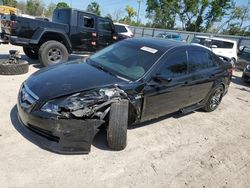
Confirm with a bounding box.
[10,20,17,29]
[227,68,233,76]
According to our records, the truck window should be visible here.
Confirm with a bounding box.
[98,19,112,32]
[78,13,95,28]
[53,9,70,24]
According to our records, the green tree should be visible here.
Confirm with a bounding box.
[146,0,179,29]
[56,2,69,9]
[86,2,101,16]
[2,0,17,7]
[121,5,137,24]
[26,0,44,16]
[45,2,56,18]
[204,0,233,31]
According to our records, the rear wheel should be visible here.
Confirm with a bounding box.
[38,40,69,67]
[107,100,129,150]
[23,47,39,60]
[203,85,224,112]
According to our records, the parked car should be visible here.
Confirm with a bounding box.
[114,23,133,38]
[1,8,123,66]
[191,36,238,66]
[156,32,183,41]
[236,46,250,70]
[242,64,250,83]
[17,38,232,154]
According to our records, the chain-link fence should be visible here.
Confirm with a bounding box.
[129,26,250,49]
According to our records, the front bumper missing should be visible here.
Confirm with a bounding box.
[17,102,105,154]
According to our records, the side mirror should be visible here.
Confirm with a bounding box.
[153,75,172,85]
[211,45,218,48]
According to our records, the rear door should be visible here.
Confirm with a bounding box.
[74,12,96,51]
[97,18,116,49]
[186,49,218,105]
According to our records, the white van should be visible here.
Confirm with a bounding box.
[192,36,238,65]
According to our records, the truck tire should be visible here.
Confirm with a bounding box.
[0,60,29,75]
[23,47,39,60]
[202,85,224,112]
[107,100,129,151]
[38,40,69,67]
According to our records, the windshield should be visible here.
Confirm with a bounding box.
[88,41,164,81]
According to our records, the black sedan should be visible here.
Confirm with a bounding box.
[17,38,232,154]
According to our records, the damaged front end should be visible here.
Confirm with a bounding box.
[18,84,142,154]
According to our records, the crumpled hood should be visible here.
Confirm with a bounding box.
[25,61,126,101]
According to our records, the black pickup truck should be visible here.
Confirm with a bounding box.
[1,8,125,66]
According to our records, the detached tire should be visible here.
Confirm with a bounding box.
[203,85,224,112]
[23,47,39,60]
[39,40,69,67]
[0,60,29,75]
[107,100,129,151]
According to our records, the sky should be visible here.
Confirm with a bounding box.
[44,0,249,27]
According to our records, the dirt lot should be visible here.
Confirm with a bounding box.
[0,44,250,188]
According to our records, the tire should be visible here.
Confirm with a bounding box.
[38,40,69,67]
[0,60,29,75]
[202,85,224,112]
[107,100,129,151]
[23,47,39,60]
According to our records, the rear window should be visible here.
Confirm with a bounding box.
[188,50,208,72]
[98,19,113,32]
[212,40,234,49]
[115,25,127,33]
[52,9,70,24]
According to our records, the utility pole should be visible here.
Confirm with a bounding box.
[70,0,73,7]
[137,0,142,23]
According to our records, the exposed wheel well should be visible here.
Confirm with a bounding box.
[39,33,71,52]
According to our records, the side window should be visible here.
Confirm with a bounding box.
[78,13,95,28]
[188,50,208,72]
[211,40,223,48]
[221,41,234,49]
[98,19,113,32]
[242,47,250,57]
[158,51,188,77]
[83,16,94,28]
[115,25,127,33]
[208,52,218,67]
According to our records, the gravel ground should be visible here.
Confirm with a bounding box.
[0,44,250,188]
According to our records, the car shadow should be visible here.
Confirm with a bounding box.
[10,105,198,153]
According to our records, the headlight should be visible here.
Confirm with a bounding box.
[40,88,125,117]
[41,102,60,115]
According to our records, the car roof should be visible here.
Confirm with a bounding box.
[127,37,186,51]
[195,35,236,43]
[114,23,129,27]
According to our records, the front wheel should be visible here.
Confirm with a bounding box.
[38,40,69,67]
[107,100,129,151]
[203,85,224,112]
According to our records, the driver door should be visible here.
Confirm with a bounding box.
[141,50,192,121]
